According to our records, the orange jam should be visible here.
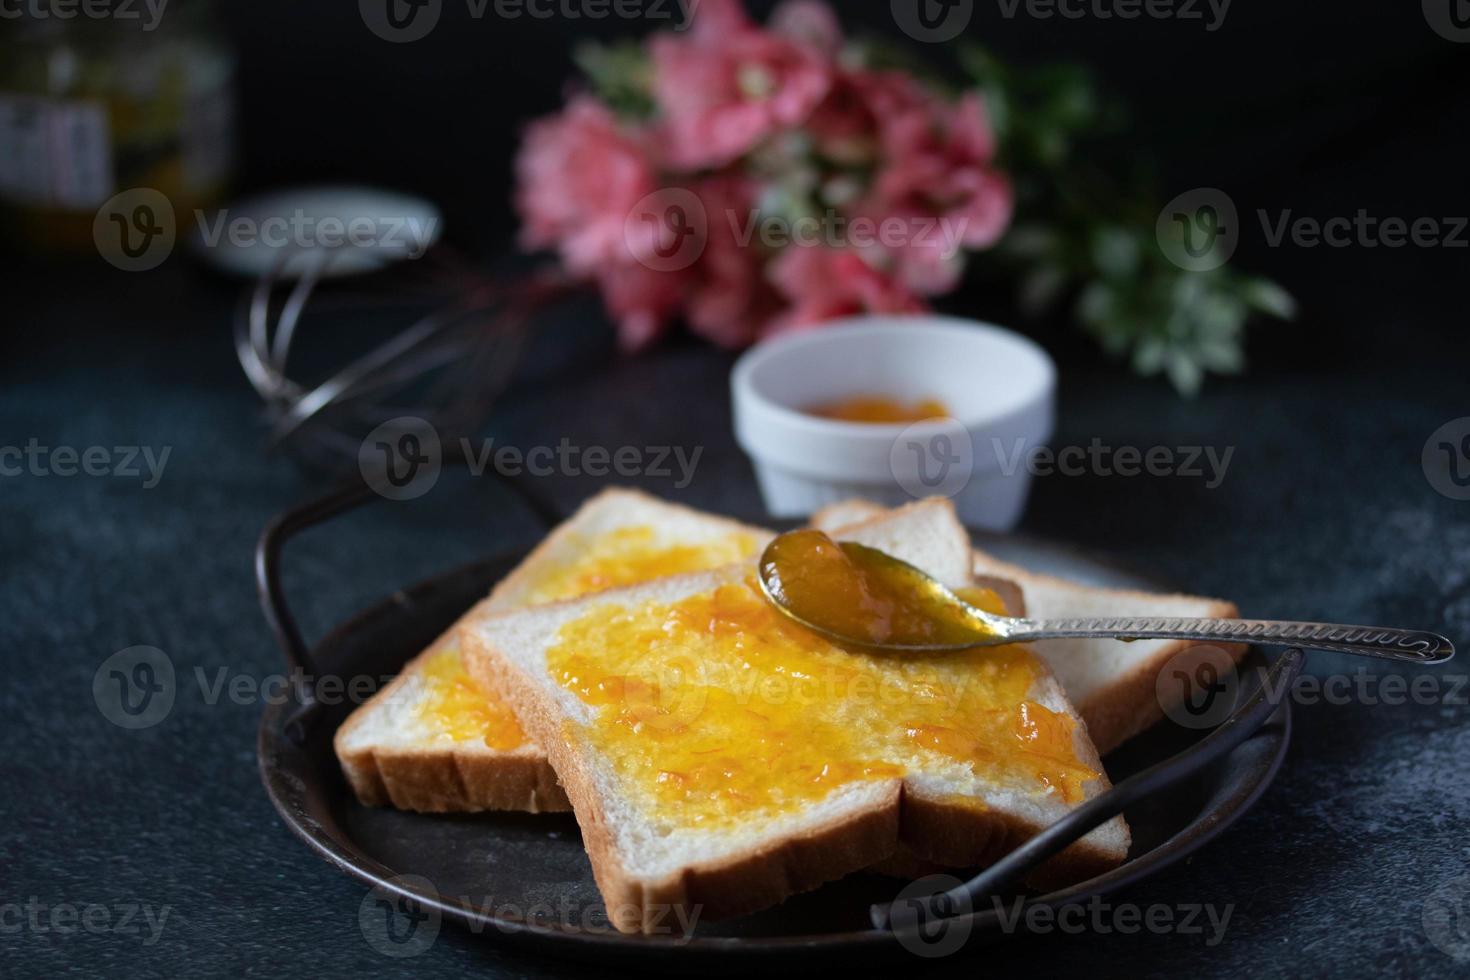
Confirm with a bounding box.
[546,577,1097,832]
[807,395,950,424]
[409,526,760,748]
[414,645,529,750]
[760,530,994,647]
[522,525,762,605]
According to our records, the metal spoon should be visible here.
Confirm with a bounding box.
[756,534,1454,665]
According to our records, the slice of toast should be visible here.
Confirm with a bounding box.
[334,489,770,813]
[461,500,1129,932]
[811,500,1243,755]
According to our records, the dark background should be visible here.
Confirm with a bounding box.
[3,2,1469,978]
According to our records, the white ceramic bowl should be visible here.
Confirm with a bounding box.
[731,315,1056,530]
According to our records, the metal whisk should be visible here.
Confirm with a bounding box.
[233,245,569,471]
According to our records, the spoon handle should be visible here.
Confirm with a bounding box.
[1006,617,1454,665]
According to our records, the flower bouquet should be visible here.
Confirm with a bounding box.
[515,0,1290,393]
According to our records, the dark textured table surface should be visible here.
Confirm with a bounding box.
[3,252,1468,979]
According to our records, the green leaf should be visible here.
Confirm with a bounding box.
[1019,264,1068,314]
[1132,338,1168,375]
[1192,294,1246,339]
[983,87,1012,146]
[1165,350,1204,397]
[1192,339,1245,374]
[1243,278,1297,320]
[1077,281,1114,323]
[1091,227,1140,279]
[574,41,655,120]
[1001,224,1058,259]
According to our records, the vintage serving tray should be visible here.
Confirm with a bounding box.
[256,482,1294,966]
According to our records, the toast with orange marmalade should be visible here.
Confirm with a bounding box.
[334,489,769,812]
[460,498,1129,933]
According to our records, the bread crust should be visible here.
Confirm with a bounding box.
[333,630,570,813]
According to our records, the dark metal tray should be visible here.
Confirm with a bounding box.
[255,483,1295,967]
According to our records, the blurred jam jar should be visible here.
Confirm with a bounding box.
[0,2,235,250]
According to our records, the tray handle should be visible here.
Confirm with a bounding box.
[254,465,565,690]
[871,646,1306,933]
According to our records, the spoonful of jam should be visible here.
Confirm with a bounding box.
[757,530,1454,665]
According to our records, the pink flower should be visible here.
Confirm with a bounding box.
[881,208,971,295]
[764,244,927,335]
[804,69,931,166]
[871,92,1013,250]
[515,97,658,275]
[683,176,775,348]
[683,0,752,40]
[853,69,934,128]
[595,259,686,351]
[770,0,844,56]
[513,1,1012,352]
[651,2,833,169]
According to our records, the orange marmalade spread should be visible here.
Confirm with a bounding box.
[760,530,992,647]
[521,525,762,605]
[807,395,950,424]
[546,577,1097,832]
[414,645,529,749]
[412,525,762,749]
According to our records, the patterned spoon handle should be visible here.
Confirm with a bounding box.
[1004,617,1454,665]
